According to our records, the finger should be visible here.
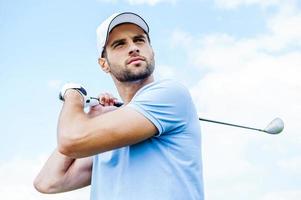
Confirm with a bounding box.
[98,93,117,106]
[98,93,110,105]
[104,93,111,106]
[98,93,105,105]
[108,94,117,106]
[100,93,110,106]
[105,93,117,104]
[105,93,117,106]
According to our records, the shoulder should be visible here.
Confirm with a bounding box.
[133,79,190,101]
[128,79,196,135]
[143,79,187,91]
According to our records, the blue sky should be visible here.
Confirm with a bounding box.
[1,0,301,199]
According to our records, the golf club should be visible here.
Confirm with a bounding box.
[85,96,284,135]
[199,117,284,134]
[85,96,124,107]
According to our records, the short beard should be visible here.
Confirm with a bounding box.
[107,58,155,82]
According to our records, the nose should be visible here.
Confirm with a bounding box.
[128,42,140,55]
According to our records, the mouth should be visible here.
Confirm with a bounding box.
[127,57,145,65]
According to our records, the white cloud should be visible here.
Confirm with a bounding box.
[170,29,194,49]
[277,156,301,174]
[171,1,301,199]
[0,156,90,200]
[214,0,283,9]
[259,190,301,200]
[155,64,177,79]
[47,79,63,90]
[265,5,301,49]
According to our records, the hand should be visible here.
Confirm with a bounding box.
[59,83,87,102]
[87,93,119,118]
[64,89,85,106]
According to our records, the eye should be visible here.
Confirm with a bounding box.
[113,41,125,49]
[135,38,145,43]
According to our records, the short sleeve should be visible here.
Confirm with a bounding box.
[128,80,192,136]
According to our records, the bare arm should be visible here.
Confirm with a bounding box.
[57,90,158,158]
[34,92,121,193]
[33,149,92,194]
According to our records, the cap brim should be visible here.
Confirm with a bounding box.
[108,12,149,35]
[96,12,149,57]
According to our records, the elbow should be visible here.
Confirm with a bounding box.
[57,132,85,158]
[57,117,91,158]
[57,121,89,158]
[33,177,54,194]
[57,137,76,158]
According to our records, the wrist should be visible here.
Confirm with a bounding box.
[64,89,84,105]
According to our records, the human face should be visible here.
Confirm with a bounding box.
[102,23,155,82]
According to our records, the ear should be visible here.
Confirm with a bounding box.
[98,58,110,73]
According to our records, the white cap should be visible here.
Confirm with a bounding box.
[96,12,149,57]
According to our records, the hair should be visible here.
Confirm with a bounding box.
[101,31,151,58]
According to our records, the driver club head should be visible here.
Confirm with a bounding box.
[264,118,284,134]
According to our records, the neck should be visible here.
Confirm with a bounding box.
[112,75,154,104]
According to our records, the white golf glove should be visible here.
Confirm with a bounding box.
[59,83,99,107]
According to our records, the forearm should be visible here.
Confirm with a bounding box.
[57,89,132,158]
[34,148,92,194]
[34,149,75,193]
[57,90,89,157]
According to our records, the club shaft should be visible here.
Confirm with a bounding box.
[199,117,265,132]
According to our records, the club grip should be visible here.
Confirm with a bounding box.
[85,97,124,108]
[85,97,99,107]
[113,102,124,107]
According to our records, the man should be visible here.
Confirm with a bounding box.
[34,12,204,199]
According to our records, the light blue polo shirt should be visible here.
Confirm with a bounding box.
[90,79,204,200]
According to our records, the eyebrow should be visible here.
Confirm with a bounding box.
[110,38,126,48]
[109,34,147,48]
[133,34,147,40]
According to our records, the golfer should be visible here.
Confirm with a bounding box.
[34,12,204,200]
